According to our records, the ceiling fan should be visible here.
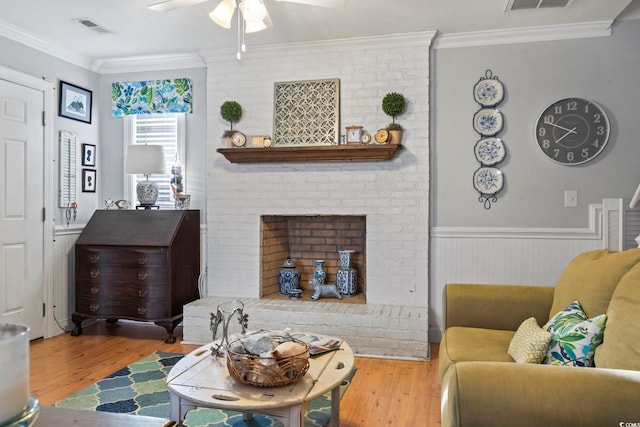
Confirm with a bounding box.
[147,0,348,13]
[147,0,347,59]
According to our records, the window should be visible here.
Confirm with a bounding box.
[125,113,185,209]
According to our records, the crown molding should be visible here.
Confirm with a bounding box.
[433,20,613,49]
[95,53,206,74]
[0,19,99,71]
[199,32,437,64]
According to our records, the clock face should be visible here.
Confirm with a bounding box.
[231,131,246,147]
[535,98,610,165]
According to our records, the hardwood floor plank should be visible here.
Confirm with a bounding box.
[29,321,441,425]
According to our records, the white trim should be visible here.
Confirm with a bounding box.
[0,19,99,71]
[431,203,603,239]
[96,53,206,74]
[433,21,613,49]
[199,32,437,64]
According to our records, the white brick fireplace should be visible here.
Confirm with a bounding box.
[182,33,434,359]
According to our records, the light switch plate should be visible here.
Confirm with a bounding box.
[564,190,578,207]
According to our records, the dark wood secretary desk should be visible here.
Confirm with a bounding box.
[71,209,200,343]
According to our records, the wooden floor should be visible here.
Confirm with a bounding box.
[29,321,441,426]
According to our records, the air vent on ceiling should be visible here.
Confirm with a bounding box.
[506,0,572,11]
[74,18,111,34]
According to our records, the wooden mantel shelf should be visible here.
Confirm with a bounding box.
[217,144,402,163]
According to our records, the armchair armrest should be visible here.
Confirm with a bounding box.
[442,361,640,427]
[444,283,554,331]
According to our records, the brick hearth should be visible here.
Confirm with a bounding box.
[182,297,429,360]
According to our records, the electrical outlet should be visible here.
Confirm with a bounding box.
[564,190,578,207]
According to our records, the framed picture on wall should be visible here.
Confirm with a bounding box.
[59,81,93,124]
[82,169,96,192]
[82,143,96,167]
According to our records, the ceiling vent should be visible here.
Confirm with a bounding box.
[506,0,572,11]
[74,18,111,34]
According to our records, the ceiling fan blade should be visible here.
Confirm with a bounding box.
[274,0,348,8]
[147,0,209,12]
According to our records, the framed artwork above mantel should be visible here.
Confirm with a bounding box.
[272,78,340,146]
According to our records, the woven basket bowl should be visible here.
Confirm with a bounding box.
[226,340,310,387]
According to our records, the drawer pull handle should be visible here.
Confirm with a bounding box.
[90,270,100,279]
[89,255,100,264]
[138,256,148,265]
[89,304,99,312]
[90,287,99,295]
[138,272,149,281]
[137,307,148,315]
[138,289,148,298]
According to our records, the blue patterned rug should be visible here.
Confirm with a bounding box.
[54,351,355,427]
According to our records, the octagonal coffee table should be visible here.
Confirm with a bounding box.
[167,335,354,427]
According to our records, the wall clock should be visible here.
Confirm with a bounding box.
[535,98,610,165]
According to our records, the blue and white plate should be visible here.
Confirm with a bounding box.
[473,78,505,107]
[473,109,503,136]
[473,167,504,195]
[474,137,506,166]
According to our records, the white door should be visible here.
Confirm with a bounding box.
[0,78,45,339]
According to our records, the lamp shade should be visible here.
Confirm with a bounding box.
[210,0,237,29]
[125,144,165,175]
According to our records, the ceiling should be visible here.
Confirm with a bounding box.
[1,0,639,63]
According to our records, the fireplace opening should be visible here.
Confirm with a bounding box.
[260,215,366,303]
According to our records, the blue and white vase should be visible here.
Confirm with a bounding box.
[278,256,301,295]
[313,260,327,285]
[336,250,357,296]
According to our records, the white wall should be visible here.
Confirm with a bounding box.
[202,33,433,307]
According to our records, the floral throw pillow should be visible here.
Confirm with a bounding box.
[543,300,607,367]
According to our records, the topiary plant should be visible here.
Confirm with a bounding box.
[220,100,242,137]
[381,92,406,129]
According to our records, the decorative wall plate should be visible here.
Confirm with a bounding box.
[474,137,506,166]
[473,78,504,107]
[473,109,503,136]
[473,167,504,195]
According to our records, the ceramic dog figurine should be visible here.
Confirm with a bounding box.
[310,279,342,300]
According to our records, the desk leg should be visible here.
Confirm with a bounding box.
[331,386,340,427]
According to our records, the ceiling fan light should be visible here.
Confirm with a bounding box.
[209,0,236,29]
[245,19,267,33]
[239,0,267,23]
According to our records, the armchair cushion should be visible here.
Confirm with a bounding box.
[439,326,514,379]
[550,248,640,319]
[595,262,640,370]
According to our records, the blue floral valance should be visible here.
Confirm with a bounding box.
[112,78,192,117]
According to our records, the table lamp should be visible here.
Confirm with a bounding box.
[125,144,165,208]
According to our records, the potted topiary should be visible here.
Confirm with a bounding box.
[220,100,242,146]
[381,92,406,144]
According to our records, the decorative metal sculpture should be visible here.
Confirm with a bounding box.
[273,78,340,146]
[210,300,249,357]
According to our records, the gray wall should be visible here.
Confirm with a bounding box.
[432,18,640,228]
[0,37,100,226]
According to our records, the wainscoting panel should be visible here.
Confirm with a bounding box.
[51,227,82,334]
[428,200,627,343]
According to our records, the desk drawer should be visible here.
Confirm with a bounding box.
[75,297,170,320]
[77,247,167,267]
